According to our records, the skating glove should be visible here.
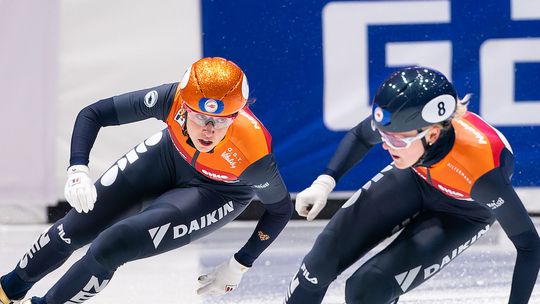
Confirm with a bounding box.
[295,174,336,221]
[197,256,249,295]
[64,165,97,213]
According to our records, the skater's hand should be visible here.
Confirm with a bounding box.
[64,165,97,213]
[197,256,249,295]
[295,174,336,221]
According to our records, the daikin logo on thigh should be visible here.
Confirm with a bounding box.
[423,224,490,280]
[395,224,490,292]
[148,201,234,248]
[173,201,234,238]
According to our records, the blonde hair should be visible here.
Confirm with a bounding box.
[453,93,471,120]
[432,93,471,131]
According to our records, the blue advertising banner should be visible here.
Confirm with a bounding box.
[202,0,540,192]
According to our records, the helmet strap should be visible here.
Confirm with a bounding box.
[414,125,455,167]
[413,131,430,167]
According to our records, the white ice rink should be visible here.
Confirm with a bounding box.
[2,220,540,304]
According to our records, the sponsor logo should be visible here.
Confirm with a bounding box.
[239,111,261,129]
[374,107,384,122]
[100,132,163,187]
[437,184,465,198]
[66,276,109,304]
[198,98,224,114]
[342,164,392,208]
[300,263,318,284]
[446,163,472,184]
[148,223,171,249]
[150,202,234,247]
[144,90,158,108]
[487,197,505,209]
[201,168,230,180]
[455,119,488,144]
[221,148,242,169]
[258,231,270,241]
[284,274,300,303]
[57,224,72,244]
[174,108,186,127]
[173,201,234,239]
[424,224,490,280]
[225,285,236,292]
[253,182,270,189]
[204,99,219,113]
[395,265,422,292]
[19,232,50,269]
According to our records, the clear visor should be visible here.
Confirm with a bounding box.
[378,128,430,150]
[185,106,237,129]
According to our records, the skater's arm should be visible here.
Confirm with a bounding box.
[69,83,177,166]
[323,117,381,182]
[471,148,540,303]
[234,154,293,267]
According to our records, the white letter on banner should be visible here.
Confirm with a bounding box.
[322,1,450,131]
[386,41,452,80]
[512,0,540,20]
[480,38,540,125]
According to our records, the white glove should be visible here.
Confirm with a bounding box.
[295,174,336,221]
[64,165,97,213]
[197,256,249,296]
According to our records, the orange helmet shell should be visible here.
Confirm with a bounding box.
[179,57,249,116]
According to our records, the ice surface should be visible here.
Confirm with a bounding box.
[1,219,539,303]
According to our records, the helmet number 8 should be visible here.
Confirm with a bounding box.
[437,101,446,116]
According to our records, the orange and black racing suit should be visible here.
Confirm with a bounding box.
[285,112,540,304]
[1,83,293,303]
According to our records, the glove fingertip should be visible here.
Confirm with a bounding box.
[198,275,213,285]
[196,284,212,295]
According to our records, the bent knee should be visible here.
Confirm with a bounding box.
[89,223,141,270]
[345,266,398,304]
[301,233,343,286]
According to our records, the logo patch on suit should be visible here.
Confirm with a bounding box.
[144,90,158,108]
[258,231,270,241]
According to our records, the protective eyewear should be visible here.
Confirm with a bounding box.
[378,128,431,150]
[185,106,237,129]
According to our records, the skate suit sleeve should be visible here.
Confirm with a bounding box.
[323,116,382,181]
[471,148,540,303]
[234,154,293,267]
[69,83,178,165]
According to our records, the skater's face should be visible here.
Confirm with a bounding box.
[381,127,441,168]
[185,108,234,152]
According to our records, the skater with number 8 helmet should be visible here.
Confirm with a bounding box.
[285,67,540,303]
[0,57,293,304]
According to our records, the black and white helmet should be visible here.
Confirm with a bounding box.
[372,67,457,132]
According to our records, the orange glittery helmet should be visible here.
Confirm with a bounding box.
[179,57,249,116]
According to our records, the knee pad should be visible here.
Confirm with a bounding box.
[345,265,396,304]
[89,223,141,271]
